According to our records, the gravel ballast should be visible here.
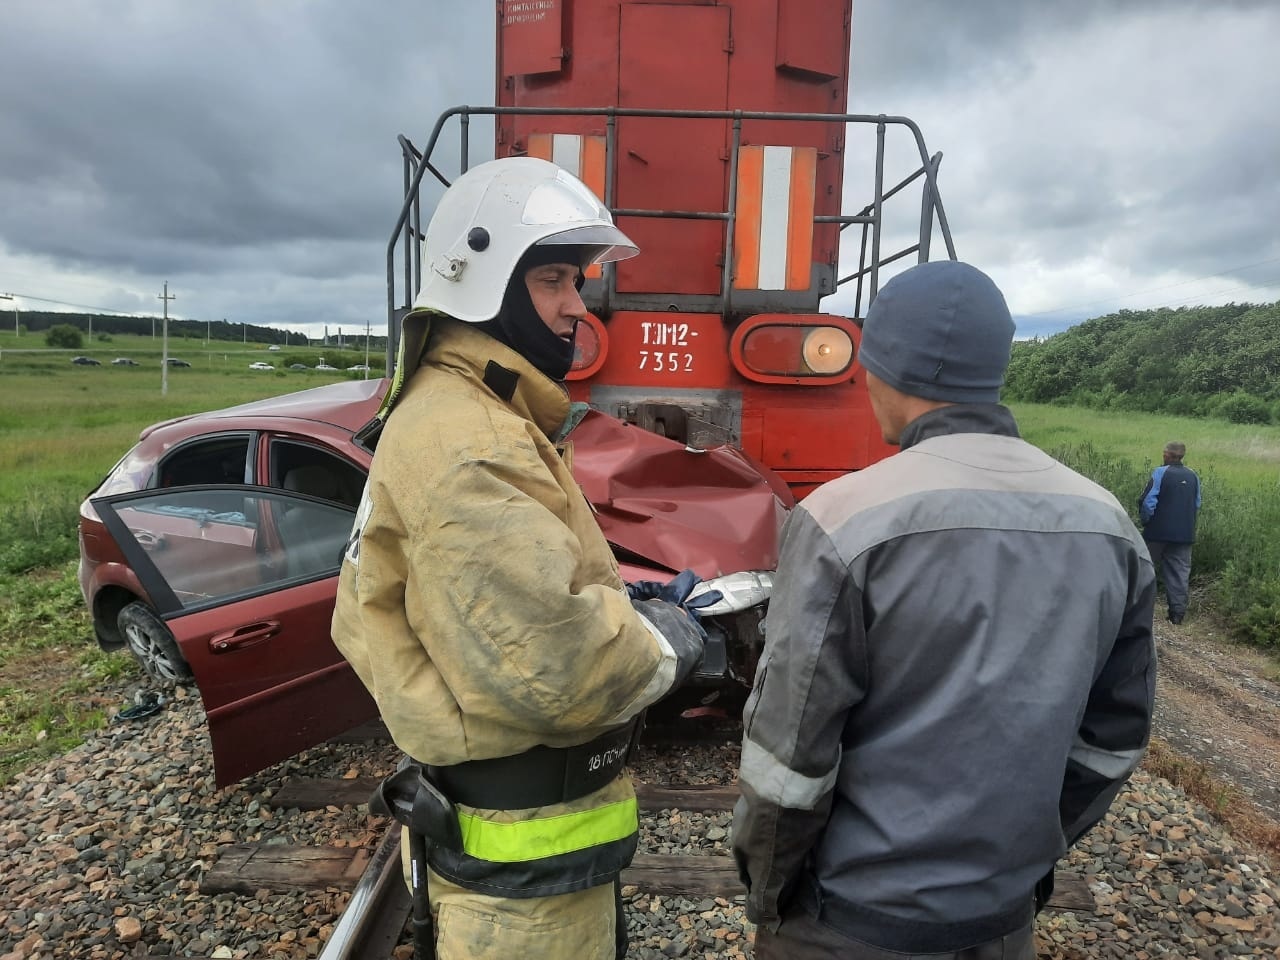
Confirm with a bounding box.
[1,683,1277,959]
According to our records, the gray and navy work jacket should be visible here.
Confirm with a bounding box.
[1138,462,1200,543]
[732,404,1156,953]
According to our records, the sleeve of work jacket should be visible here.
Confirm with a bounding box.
[732,507,864,929]
[360,412,679,738]
[1059,543,1157,846]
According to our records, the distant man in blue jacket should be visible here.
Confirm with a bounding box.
[1138,442,1201,625]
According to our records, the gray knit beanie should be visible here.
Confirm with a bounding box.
[858,261,1014,404]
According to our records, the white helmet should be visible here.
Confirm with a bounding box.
[411,157,638,323]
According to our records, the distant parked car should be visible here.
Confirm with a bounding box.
[248,362,275,371]
[346,364,370,372]
[166,358,192,368]
[111,358,139,366]
[71,356,101,366]
[314,363,338,371]
[289,363,309,371]
[268,345,282,351]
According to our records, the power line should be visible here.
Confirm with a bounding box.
[1134,276,1280,311]
[0,290,165,316]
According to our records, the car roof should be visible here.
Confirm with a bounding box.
[139,377,389,441]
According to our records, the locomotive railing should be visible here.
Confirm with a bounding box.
[386,106,957,371]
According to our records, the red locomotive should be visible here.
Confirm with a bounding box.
[390,0,956,500]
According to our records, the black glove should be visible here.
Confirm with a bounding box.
[630,597,707,689]
[626,569,723,637]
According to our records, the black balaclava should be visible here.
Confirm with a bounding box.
[480,244,585,381]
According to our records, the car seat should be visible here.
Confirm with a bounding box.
[279,467,352,579]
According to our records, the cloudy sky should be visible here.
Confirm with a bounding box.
[1,0,1277,341]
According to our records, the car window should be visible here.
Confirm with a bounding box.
[158,435,251,488]
[96,487,355,613]
[268,440,364,508]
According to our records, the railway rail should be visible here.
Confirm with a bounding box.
[185,723,1094,960]
[7,634,1278,959]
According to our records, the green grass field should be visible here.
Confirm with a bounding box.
[0,334,387,782]
[1,354,1279,781]
[1013,402,1280,647]
[1013,403,1280,488]
[0,333,380,490]
[0,333,382,573]
[0,348,1277,637]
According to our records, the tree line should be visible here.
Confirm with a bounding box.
[1004,301,1280,424]
[15,310,387,351]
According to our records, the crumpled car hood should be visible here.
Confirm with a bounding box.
[568,409,794,579]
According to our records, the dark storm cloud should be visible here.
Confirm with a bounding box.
[845,1,1280,329]
[0,1,1276,336]
[0,0,493,328]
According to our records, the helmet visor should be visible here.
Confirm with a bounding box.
[536,224,639,265]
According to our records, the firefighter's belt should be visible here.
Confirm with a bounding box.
[426,723,635,811]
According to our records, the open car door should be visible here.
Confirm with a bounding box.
[91,485,377,787]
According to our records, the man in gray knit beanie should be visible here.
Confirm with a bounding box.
[858,259,1015,441]
[735,260,1156,960]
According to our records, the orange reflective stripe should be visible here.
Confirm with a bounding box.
[734,145,764,290]
[582,136,607,279]
[786,147,817,290]
[528,133,554,161]
[525,134,608,279]
[581,136,606,199]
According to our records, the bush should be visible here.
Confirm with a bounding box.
[0,494,81,575]
[1217,559,1280,649]
[45,324,83,349]
[1047,442,1141,517]
[1213,391,1272,425]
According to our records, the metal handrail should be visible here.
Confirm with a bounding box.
[387,105,957,369]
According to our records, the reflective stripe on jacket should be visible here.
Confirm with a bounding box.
[331,316,677,894]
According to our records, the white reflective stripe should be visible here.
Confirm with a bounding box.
[552,134,582,179]
[1069,737,1145,780]
[757,146,793,290]
[739,736,838,811]
[604,609,678,725]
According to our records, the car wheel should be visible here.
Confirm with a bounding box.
[117,602,194,686]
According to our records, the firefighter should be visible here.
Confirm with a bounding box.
[331,157,707,959]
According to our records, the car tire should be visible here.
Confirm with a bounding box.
[117,602,194,686]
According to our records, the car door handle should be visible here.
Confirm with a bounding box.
[209,620,280,653]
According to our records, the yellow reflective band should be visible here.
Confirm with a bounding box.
[455,798,639,864]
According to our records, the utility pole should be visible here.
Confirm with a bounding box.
[0,294,15,337]
[159,283,175,397]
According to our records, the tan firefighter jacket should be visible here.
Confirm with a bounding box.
[331,316,679,768]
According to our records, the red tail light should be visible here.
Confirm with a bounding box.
[730,315,857,385]
[567,313,609,380]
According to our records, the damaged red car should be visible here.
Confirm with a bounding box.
[78,379,788,786]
